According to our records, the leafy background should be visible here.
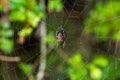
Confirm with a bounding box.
[0,0,120,80]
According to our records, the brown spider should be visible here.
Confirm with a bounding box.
[56,26,67,48]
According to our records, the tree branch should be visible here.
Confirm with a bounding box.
[0,54,20,62]
[36,0,47,80]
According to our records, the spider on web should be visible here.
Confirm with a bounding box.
[56,26,67,48]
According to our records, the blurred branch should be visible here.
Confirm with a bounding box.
[0,54,20,62]
[36,0,47,80]
[36,20,47,80]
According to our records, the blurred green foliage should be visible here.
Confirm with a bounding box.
[0,0,63,54]
[67,1,120,80]
[9,0,63,38]
[85,1,120,41]
[0,5,4,11]
[67,52,87,80]
[89,55,108,80]
[0,0,63,79]
[18,62,32,75]
[45,32,56,44]
[46,50,68,80]
[48,0,63,12]
[2,0,120,80]
[67,52,120,80]
[19,27,33,37]
[0,22,13,54]
[9,0,45,37]
[9,0,45,23]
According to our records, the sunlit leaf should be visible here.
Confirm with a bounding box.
[0,5,4,11]
[18,62,32,75]
[68,52,87,80]
[89,64,102,80]
[113,32,120,41]
[10,10,27,21]
[19,27,33,37]
[93,56,108,67]
[48,0,63,12]
[44,32,56,43]
[1,39,13,54]
[69,52,82,67]
[27,11,43,27]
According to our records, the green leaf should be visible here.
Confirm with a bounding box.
[9,0,27,10]
[84,1,120,41]
[3,22,10,29]
[93,56,108,67]
[18,62,32,75]
[27,11,40,27]
[89,64,102,80]
[113,32,120,41]
[0,5,4,11]
[10,8,27,21]
[48,0,63,12]
[48,1,55,11]
[68,52,87,80]
[3,29,13,37]
[69,52,82,68]
[44,32,55,43]
[1,39,13,54]
[19,27,33,37]
[55,1,63,12]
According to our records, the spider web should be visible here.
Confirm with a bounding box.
[46,0,120,79]
[1,0,120,80]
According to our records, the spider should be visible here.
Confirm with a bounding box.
[56,26,67,48]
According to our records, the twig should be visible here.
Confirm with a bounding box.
[36,0,47,80]
[36,20,47,80]
[0,54,20,62]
